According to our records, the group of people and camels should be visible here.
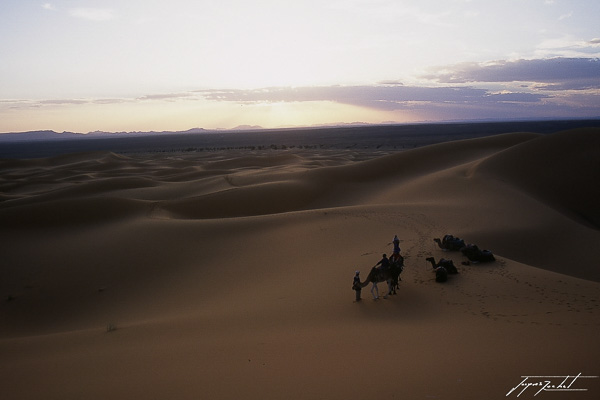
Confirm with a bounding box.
[352,235,404,301]
[353,234,495,300]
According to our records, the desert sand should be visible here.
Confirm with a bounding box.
[1,127,599,399]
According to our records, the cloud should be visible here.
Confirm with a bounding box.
[558,12,573,20]
[377,80,405,86]
[2,93,195,112]
[0,99,41,111]
[422,58,600,90]
[195,58,598,112]
[4,54,596,126]
[92,98,129,105]
[181,83,599,122]
[69,8,116,21]
[40,99,89,105]
[42,3,55,11]
[137,93,193,101]
[196,84,549,112]
[534,36,600,59]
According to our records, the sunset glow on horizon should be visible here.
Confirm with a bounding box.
[1,0,599,133]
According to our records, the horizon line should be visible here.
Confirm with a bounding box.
[2,117,600,136]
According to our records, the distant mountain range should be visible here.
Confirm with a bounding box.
[0,127,217,142]
[2,118,599,144]
[0,123,370,142]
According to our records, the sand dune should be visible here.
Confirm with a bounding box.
[474,128,600,228]
[1,128,599,399]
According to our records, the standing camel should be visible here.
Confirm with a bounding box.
[360,267,393,299]
[359,259,403,300]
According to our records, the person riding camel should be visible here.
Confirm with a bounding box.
[392,235,401,255]
[375,254,390,273]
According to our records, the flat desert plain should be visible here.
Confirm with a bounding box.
[1,127,599,399]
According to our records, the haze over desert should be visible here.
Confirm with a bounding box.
[1,123,599,399]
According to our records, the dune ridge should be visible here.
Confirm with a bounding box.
[1,128,599,400]
[474,128,600,228]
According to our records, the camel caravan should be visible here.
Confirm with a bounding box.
[353,234,496,300]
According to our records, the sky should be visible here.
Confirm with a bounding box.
[1,0,599,133]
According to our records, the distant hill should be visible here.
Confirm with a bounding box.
[0,130,82,142]
[231,125,264,131]
[0,128,214,143]
[3,119,600,144]
[2,119,600,159]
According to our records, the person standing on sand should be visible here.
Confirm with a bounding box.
[352,271,362,302]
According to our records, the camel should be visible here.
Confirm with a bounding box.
[433,266,448,282]
[433,235,465,251]
[360,256,404,299]
[426,257,458,282]
[425,257,459,274]
[461,244,495,263]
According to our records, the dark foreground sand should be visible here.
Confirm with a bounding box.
[1,127,599,399]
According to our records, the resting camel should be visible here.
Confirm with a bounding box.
[425,257,458,274]
[433,266,448,282]
[461,244,495,263]
[433,235,465,251]
[360,256,404,299]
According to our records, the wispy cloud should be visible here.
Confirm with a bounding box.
[1,98,124,111]
[92,98,129,105]
[42,3,55,11]
[2,93,195,111]
[422,58,600,90]
[534,36,600,59]
[189,57,599,119]
[195,84,548,112]
[3,57,597,126]
[69,8,116,21]
[40,99,89,105]
[137,93,193,101]
[558,12,573,20]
